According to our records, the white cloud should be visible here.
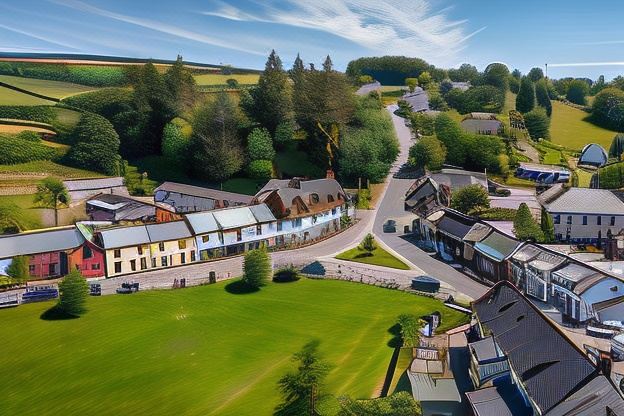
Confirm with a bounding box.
[0,23,80,50]
[202,0,485,64]
[50,0,266,56]
[549,61,624,68]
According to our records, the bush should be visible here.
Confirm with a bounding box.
[247,159,273,180]
[410,112,435,136]
[454,85,505,114]
[450,184,489,214]
[566,79,590,105]
[57,269,89,317]
[592,88,624,131]
[359,233,377,255]
[0,133,56,164]
[524,108,550,140]
[274,121,295,147]
[247,127,275,160]
[1,62,128,87]
[62,88,134,118]
[16,130,42,142]
[397,314,422,347]
[475,207,517,220]
[273,266,301,283]
[408,136,446,170]
[0,105,56,123]
[162,120,190,164]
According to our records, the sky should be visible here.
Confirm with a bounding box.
[1,0,624,80]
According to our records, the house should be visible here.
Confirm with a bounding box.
[471,231,522,283]
[460,113,503,135]
[462,223,493,266]
[86,193,155,224]
[515,163,570,184]
[0,226,105,279]
[404,177,451,216]
[467,335,510,389]
[434,209,477,263]
[66,224,105,278]
[539,185,624,243]
[153,182,253,221]
[508,244,566,302]
[578,143,608,168]
[63,177,127,203]
[401,88,429,112]
[469,281,624,415]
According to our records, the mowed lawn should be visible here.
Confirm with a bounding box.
[550,100,618,150]
[0,85,56,105]
[0,279,466,416]
[193,73,260,86]
[336,246,411,270]
[0,75,98,99]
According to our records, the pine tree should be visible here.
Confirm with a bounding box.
[242,248,271,289]
[516,77,535,113]
[540,207,555,243]
[535,80,552,117]
[514,203,544,241]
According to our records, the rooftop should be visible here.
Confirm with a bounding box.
[154,181,253,204]
[474,231,521,262]
[0,226,84,258]
[542,187,624,215]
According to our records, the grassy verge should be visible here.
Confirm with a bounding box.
[336,246,410,270]
[0,278,465,416]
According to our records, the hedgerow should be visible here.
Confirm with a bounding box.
[0,134,57,164]
[0,63,129,87]
[0,105,56,123]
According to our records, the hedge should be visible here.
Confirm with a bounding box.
[0,63,128,87]
[0,106,56,124]
[0,134,57,164]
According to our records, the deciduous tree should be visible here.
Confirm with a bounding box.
[408,136,446,170]
[566,79,590,105]
[6,256,29,283]
[450,184,489,214]
[247,128,275,161]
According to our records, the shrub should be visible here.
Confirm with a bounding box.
[513,203,544,241]
[359,233,377,255]
[62,88,134,119]
[523,107,550,140]
[274,121,295,147]
[450,184,490,214]
[247,159,273,180]
[610,133,624,160]
[338,392,421,416]
[6,256,29,283]
[475,207,517,220]
[0,105,56,123]
[1,62,128,86]
[242,249,271,289]
[273,265,301,283]
[57,269,89,317]
[247,127,275,160]
[16,130,41,142]
[592,88,624,131]
[162,119,190,164]
[566,79,590,105]
[396,314,422,347]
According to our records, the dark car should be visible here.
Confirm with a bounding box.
[383,219,397,233]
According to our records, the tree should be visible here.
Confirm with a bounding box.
[523,107,550,140]
[408,136,446,170]
[592,88,624,131]
[535,79,552,117]
[541,207,555,243]
[410,112,435,136]
[511,69,522,79]
[242,248,271,289]
[459,85,505,113]
[357,75,374,85]
[190,92,244,182]
[483,63,510,91]
[405,77,418,93]
[226,78,239,88]
[6,255,29,283]
[274,121,295,148]
[276,340,331,416]
[508,76,520,94]
[247,159,273,180]
[448,63,479,83]
[65,112,121,175]
[161,119,190,164]
[439,80,454,96]
[247,127,275,161]
[609,133,624,160]
[338,392,421,416]
[57,269,89,317]
[514,203,544,242]
[397,314,423,348]
[450,184,489,214]
[591,75,606,95]
[527,67,544,82]
[359,233,377,256]
[516,77,535,113]
[434,113,466,166]
[566,79,590,105]
[417,71,432,89]
[427,91,448,111]
[164,55,197,114]
[34,177,69,227]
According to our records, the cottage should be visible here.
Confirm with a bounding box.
[578,143,608,168]
[63,177,127,203]
[471,231,522,283]
[434,209,476,262]
[154,182,253,221]
[86,193,155,224]
[430,169,487,191]
[460,113,503,135]
[467,336,509,388]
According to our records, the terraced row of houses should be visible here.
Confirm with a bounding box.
[0,178,352,280]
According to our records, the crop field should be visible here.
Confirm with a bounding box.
[0,85,56,105]
[193,73,260,86]
[0,278,467,416]
[0,124,56,135]
[0,74,97,99]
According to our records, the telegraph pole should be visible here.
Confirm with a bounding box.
[545,63,548,79]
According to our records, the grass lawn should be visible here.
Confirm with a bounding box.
[336,246,410,270]
[53,107,82,128]
[389,347,413,394]
[0,75,97,99]
[550,100,618,150]
[575,169,594,187]
[0,278,466,416]
[193,73,259,86]
[489,174,535,188]
[0,160,104,178]
[0,194,44,230]
[222,177,265,195]
[0,85,56,105]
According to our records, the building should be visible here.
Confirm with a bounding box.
[515,163,570,184]
[430,169,488,191]
[578,143,608,168]
[401,88,429,112]
[467,335,510,389]
[450,81,470,91]
[471,231,522,283]
[539,185,624,243]
[63,177,127,203]
[434,209,477,263]
[469,281,624,415]
[153,182,253,221]
[404,177,451,217]
[86,193,155,224]
[509,245,566,301]
[460,113,503,136]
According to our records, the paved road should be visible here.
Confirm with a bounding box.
[371,105,489,300]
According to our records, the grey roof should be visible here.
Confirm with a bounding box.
[552,263,600,283]
[450,81,470,91]
[248,204,276,223]
[466,385,530,416]
[536,183,566,206]
[469,336,502,362]
[185,211,219,234]
[431,169,487,191]
[213,206,257,229]
[63,177,124,191]
[255,178,346,217]
[543,187,624,215]
[474,231,522,262]
[437,210,476,240]
[461,119,502,134]
[473,282,597,414]
[355,81,381,96]
[528,250,567,272]
[98,225,150,249]
[0,227,84,258]
[547,375,624,416]
[402,90,429,112]
[154,182,253,204]
[145,221,191,242]
[512,244,542,263]
[464,223,492,242]
[578,143,608,167]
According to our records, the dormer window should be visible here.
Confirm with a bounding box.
[328,195,335,203]
[311,193,320,204]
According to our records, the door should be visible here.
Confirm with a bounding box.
[209,271,216,284]
[59,252,68,276]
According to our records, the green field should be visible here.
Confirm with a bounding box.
[193,73,260,86]
[0,278,466,416]
[0,193,44,231]
[0,85,56,105]
[0,160,103,178]
[336,246,410,270]
[550,100,618,150]
[0,75,97,99]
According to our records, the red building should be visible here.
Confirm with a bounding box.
[67,240,105,278]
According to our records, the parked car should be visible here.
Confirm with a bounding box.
[383,219,397,233]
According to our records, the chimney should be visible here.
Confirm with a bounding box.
[326,169,335,179]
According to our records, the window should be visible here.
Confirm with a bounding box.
[140,258,147,270]
[91,263,100,270]
[190,251,196,262]
[554,215,560,225]
[130,259,136,272]
[277,220,283,232]
[151,258,157,268]
[311,193,320,204]
[178,239,186,250]
[114,262,122,273]
[597,216,602,225]
[236,230,242,241]
[223,200,229,208]
[83,245,93,259]
[161,256,168,267]
[159,242,165,252]
[582,216,587,225]
[337,193,342,200]
[49,264,56,275]
[202,235,210,243]
[612,216,616,226]
[567,215,572,225]
[28,265,35,274]
[328,194,334,203]
[332,207,337,215]
[114,249,121,258]
[137,245,143,255]
[256,225,262,235]
[180,252,186,264]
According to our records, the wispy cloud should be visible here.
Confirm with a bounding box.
[50,0,266,56]
[202,0,485,64]
[0,23,80,50]
[549,61,624,68]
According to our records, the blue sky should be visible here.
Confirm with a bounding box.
[1,0,624,80]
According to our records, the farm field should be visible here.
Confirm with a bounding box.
[0,278,466,416]
[0,124,56,135]
[0,74,97,99]
[0,85,56,105]
[550,100,618,150]
[193,73,259,85]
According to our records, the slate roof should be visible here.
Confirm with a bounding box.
[466,386,522,416]
[213,206,257,229]
[468,336,502,362]
[0,226,84,258]
[512,244,542,263]
[430,169,487,191]
[436,210,476,240]
[547,375,624,416]
[461,119,502,134]
[154,182,253,204]
[63,177,124,191]
[464,223,492,242]
[402,90,429,112]
[185,211,219,234]
[98,225,150,249]
[248,204,277,223]
[552,263,600,283]
[145,221,191,242]
[542,187,624,215]
[474,231,522,262]
[355,81,381,96]
[473,282,598,414]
